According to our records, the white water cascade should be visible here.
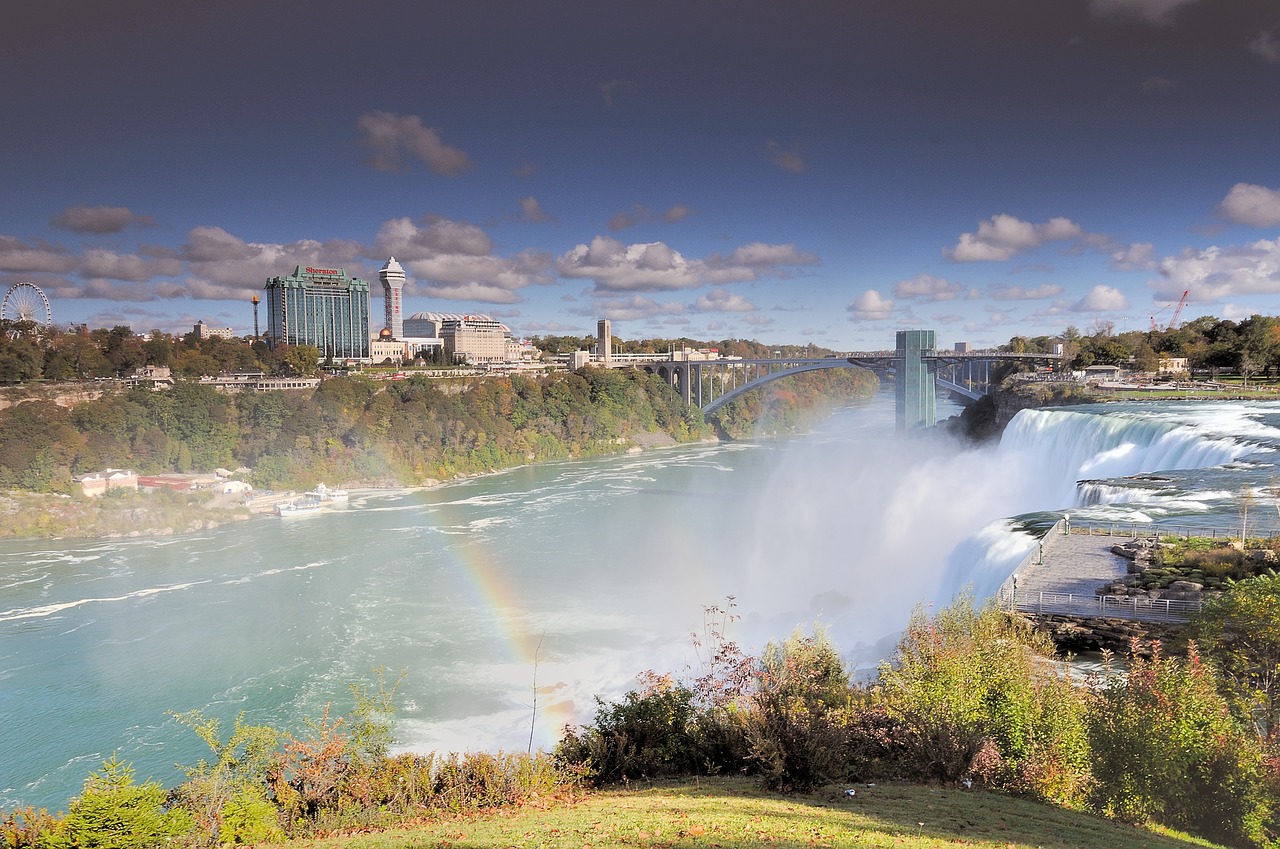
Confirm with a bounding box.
[932,403,1274,607]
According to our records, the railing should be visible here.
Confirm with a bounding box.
[993,519,1064,610]
[994,589,1205,621]
[1065,521,1274,541]
[992,518,1225,622]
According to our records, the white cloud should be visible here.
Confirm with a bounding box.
[1153,238,1280,301]
[609,204,697,231]
[0,236,78,274]
[694,289,756,313]
[371,217,551,303]
[589,295,686,321]
[80,249,182,282]
[558,236,701,292]
[947,214,1085,262]
[1219,183,1280,228]
[892,273,964,301]
[50,205,154,234]
[356,111,472,176]
[180,226,363,301]
[846,289,894,321]
[1073,285,1130,312]
[1249,30,1280,63]
[987,283,1064,300]
[765,140,806,174]
[716,242,818,269]
[664,204,693,223]
[1088,0,1202,26]
[1141,75,1175,91]
[558,237,815,293]
[518,196,553,223]
[1109,242,1158,270]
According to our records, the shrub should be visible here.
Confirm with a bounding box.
[743,627,851,791]
[42,754,194,849]
[167,709,281,847]
[555,676,700,784]
[1086,641,1270,847]
[873,596,1092,804]
[0,806,58,848]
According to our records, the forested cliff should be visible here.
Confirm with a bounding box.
[0,365,877,495]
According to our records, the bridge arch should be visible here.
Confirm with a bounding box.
[698,361,871,415]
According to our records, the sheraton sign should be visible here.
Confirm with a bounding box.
[305,267,341,276]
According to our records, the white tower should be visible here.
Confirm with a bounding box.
[379,257,406,340]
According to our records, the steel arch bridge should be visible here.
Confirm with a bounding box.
[627,330,1059,431]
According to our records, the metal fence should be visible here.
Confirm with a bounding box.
[991,518,1218,622]
[1065,521,1272,541]
[993,589,1205,621]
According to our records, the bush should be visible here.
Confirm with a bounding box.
[555,677,701,785]
[42,754,193,849]
[744,628,851,791]
[0,807,58,848]
[873,596,1092,804]
[1086,641,1270,847]
[167,709,281,847]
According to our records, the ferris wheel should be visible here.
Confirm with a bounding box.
[1,282,52,327]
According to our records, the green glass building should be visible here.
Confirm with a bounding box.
[264,265,370,360]
[895,329,936,432]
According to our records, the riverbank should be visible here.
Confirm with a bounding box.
[0,430,716,541]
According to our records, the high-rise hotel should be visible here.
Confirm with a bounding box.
[263,265,370,360]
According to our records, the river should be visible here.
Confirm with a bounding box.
[4,391,1280,809]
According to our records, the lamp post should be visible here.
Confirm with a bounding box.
[1010,574,1018,612]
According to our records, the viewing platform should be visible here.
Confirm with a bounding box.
[994,520,1218,623]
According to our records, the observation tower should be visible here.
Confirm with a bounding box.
[379,257,406,340]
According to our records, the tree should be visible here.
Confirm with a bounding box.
[44,754,194,848]
[1191,572,1280,744]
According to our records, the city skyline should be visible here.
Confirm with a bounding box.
[4,0,1280,350]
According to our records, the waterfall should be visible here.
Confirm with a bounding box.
[934,404,1267,605]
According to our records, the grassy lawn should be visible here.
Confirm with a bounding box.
[263,777,1226,849]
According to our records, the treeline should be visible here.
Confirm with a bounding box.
[0,368,710,492]
[1006,313,1280,378]
[560,579,1280,848]
[0,321,333,383]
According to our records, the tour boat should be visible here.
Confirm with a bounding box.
[276,498,323,517]
[305,483,349,503]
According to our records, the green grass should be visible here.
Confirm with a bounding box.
[261,777,1227,849]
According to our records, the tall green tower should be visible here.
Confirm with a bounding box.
[895,329,936,432]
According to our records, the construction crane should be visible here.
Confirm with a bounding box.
[1149,289,1190,332]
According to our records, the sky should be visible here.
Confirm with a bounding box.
[3,0,1280,351]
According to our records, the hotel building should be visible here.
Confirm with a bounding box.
[263,265,370,360]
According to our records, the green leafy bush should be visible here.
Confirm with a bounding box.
[873,596,1092,805]
[555,677,701,784]
[1086,642,1270,847]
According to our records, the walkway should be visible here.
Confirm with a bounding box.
[994,521,1207,622]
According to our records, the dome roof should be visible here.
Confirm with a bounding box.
[380,256,403,273]
[378,327,393,339]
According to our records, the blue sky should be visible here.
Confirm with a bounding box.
[3,0,1280,350]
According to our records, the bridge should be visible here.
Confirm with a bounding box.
[621,329,1059,431]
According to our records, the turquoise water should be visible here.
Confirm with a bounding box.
[5,393,1280,810]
